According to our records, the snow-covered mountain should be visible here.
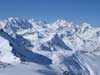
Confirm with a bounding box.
[0,17,100,75]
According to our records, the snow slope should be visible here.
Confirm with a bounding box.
[0,17,100,75]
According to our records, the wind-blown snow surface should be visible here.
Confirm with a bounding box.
[0,17,100,75]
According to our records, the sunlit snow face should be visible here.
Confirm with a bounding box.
[0,20,7,29]
[0,36,12,52]
[0,36,19,63]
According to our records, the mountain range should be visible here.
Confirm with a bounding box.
[0,17,100,75]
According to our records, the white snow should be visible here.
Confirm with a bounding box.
[0,36,19,63]
[0,17,100,75]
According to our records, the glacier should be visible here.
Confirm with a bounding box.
[0,17,100,75]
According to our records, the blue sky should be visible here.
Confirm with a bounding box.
[0,0,100,27]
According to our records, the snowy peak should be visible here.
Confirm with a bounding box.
[80,23,92,29]
[51,19,74,31]
[7,17,32,29]
[78,23,92,33]
[0,17,32,34]
[40,34,72,51]
[55,19,73,27]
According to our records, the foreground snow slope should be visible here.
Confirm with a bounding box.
[0,17,100,75]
